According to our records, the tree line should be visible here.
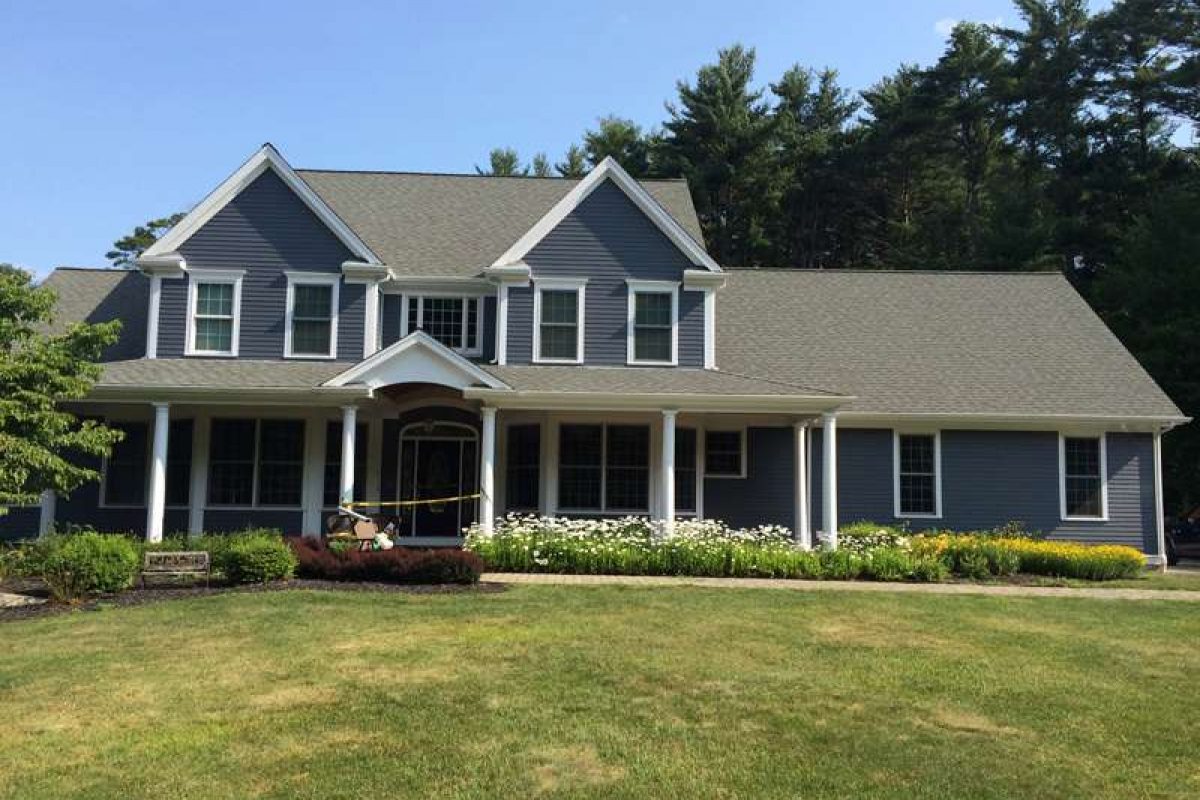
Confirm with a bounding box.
[479,0,1200,512]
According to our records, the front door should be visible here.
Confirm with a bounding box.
[397,424,478,537]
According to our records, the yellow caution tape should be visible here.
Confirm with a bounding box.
[341,493,481,510]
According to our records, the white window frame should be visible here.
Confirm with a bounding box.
[185,269,244,357]
[703,428,747,479]
[400,294,483,356]
[893,430,943,519]
[533,278,587,365]
[284,272,340,359]
[1059,432,1108,521]
[626,279,679,366]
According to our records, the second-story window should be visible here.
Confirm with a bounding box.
[627,280,678,365]
[404,296,481,355]
[534,279,586,364]
[186,270,243,357]
[286,273,339,359]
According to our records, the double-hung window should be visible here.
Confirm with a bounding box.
[187,271,243,356]
[534,279,586,364]
[101,419,193,507]
[403,295,482,354]
[286,273,339,358]
[557,424,650,513]
[1060,434,1106,520]
[704,430,745,478]
[894,432,941,517]
[208,419,305,507]
[627,280,678,365]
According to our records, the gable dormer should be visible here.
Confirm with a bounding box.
[489,158,723,369]
[138,145,384,362]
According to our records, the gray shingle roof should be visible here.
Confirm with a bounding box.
[296,170,704,277]
[40,268,148,361]
[717,269,1184,419]
[483,365,842,397]
[98,358,353,389]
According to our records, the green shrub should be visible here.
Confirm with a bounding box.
[220,534,297,584]
[38,532,140,602]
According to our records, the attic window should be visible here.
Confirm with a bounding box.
[534,278,586,364]
[404,296,481,355]
[627,280,678,365]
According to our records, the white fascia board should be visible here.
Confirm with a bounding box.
[461,388,848,414]
[837,411,1191,433]
[682,269,726,290]
[136,252,187,276]
[323,330,510,390]
[490,157,721,272]
[143,144,381,265]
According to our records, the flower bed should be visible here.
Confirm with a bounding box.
[465,516,1147,582]
[464,516,947,581]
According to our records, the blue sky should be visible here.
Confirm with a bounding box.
[2,0,1102,276]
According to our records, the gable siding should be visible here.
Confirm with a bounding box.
[507,179,706,366]
[808,428,1157,553]
[158,169,359,359]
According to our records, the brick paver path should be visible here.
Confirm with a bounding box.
[484,572,1200,601]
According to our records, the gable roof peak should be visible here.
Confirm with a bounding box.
[490,156,721,272]
[139,144,381,267]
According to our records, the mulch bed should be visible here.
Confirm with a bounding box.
[0,579,506,624]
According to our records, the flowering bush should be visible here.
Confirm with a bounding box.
[464,516,945,581]
[911,534,1144,580]
[838,522,910,554]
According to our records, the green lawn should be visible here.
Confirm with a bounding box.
[1,586,1197,799]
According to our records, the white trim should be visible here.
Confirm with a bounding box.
[185,269,244,357]
[324,330,509,390]
[143,144,380,264]
[491,157,721,272]
[702,289,716,370]
[703,428,747,479]
[837,411,1188,433]
[1153,430,1166,569]
[496,283,509,366]
[1059,432,1109,521]
[362,280,381,358]
[626,280,679,366]
[145,274,162,359]
[283,272,340,360]
[533,278,587,365]
[188,414,210,536]
[462,386,846,415]
[892,430,943,519]
[398,293,484,357]
[145,402,170,543]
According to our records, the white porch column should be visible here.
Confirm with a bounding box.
[795,421,811,549]
[145,402,170,543]
[661,409,677,534]
[821,411,838,549]
[301,414,326,537]
[1153,429,1167,571]
[188,414,210,537]
[339,406,358,506]
[480,406,497,533]
[38,490,56,538]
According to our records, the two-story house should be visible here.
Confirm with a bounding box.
[5,144,1187,563]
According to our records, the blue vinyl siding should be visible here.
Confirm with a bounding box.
[703,427,795,529]
[809,428,1158,553]
[507,178,706,366]
[158,169,359,359]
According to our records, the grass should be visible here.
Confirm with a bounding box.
[1,586,1197,799]
[1020,568,1200,591]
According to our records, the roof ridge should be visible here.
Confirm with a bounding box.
[296,167,688,183]
[725,267,1064,276]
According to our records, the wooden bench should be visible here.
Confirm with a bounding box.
[141,551,210,588]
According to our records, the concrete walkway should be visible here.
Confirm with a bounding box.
[484,572,1200,601]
